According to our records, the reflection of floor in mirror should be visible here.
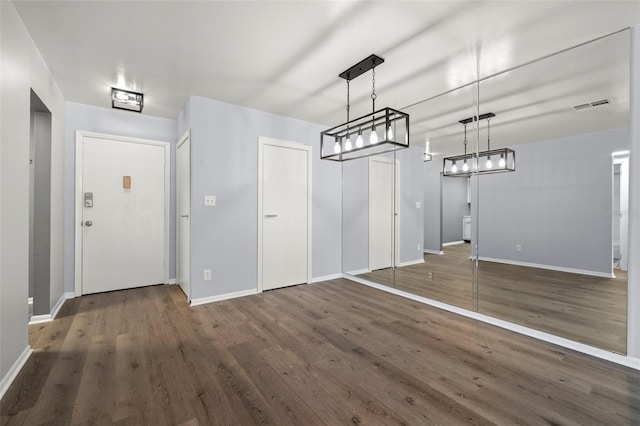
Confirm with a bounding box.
[357,243,627,354]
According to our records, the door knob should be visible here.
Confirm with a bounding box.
[85,221,93,227]
[264,214,278,218]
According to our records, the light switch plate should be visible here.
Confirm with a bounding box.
[204,195,216,207]
[416,201,421,208]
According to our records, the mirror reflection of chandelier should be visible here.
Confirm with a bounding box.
[443,112,516,176]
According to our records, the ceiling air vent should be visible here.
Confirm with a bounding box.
[573,98,613,111]
[590,98,611,107]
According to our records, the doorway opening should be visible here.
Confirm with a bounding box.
[612,151,629,272]
[29,90,52,322]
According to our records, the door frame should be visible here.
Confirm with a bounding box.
[368,156,400,271]
[257,136,312,293]
[176,129,191,300]
[74,130,171,296]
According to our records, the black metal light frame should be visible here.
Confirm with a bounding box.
[111,87,144,113]
[443,112,516,176]
[320,54,410,161]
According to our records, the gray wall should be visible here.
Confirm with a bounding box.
[423,159,442,252]
[1,1,65,386]
[342,158,369,273]
[64,102,178,292]
[187,96,342,300]
[442,176,470,243]
[397,146,425,263]
[31,110,52,315]
[477,127,628,275]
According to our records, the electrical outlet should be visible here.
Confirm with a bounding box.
[428,272,434,281]
[416,201,421,208]
[204,195,216,207]
[515,244,522,252]
[204,269,212,280]
[417,243,421,251]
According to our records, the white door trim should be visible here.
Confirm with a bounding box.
[74,130,171,296]
[257,136,312,293]
[176,129,191,301]
[368,156,400,269]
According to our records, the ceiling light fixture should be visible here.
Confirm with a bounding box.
[321,55,409,161]
[111,87,144,113]
[443,112,515,176]
[423,137,432,162]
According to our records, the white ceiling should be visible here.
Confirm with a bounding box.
[13,1,640,154]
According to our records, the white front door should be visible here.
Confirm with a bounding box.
[177,131,191,300]
[369,156,398,271]
[76,132,168,295]
[258,137,311,291]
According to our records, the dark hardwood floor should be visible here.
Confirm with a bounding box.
[2,279,639,425]
[358,243,627,354]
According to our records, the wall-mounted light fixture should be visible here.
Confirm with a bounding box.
[111,87,144,113]
[443,112,515,176]
[321,55,409,161]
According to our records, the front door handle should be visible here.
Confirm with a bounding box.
[264,214,278,218]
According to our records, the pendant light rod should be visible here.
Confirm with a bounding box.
[339,54,385,81]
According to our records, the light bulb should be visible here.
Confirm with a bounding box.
[499,155,506,168]
[486,157,493,169]
[370,129,378,144]
[451,162,458,173]
[356,133,364,148]
[116,92,128,101]
[387,126,393,140]
[333,141,341,154]
[462,161,469,172]
[345,137,352,151]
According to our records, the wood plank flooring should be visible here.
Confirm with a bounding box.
[2,279,639,425]
[358,243,627,354]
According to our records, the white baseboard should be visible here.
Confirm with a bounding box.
[190,288,258,307]
[0,346,32,400]
[424,249,444,255]
[478,256,615,278]
[311,273,343,283]
[29,314,52,324]
[345,275,640,371]
[344,268,370,276]
[29,292,74,325]
[398,258,425,267]
[442,240,465,247]
[167,279,177,285]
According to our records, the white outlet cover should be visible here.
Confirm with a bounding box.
[416,201,421,208]
[204,195,216,206]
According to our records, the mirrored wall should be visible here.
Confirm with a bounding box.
[342,29,630,354]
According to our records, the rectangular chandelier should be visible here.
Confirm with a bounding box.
[443,148,516,176]
[111,87,144,113]
[321,54,409,161]
[321,107,409,161]
[443,112,515,176]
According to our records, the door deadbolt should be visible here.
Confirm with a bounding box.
[85,221,93,227]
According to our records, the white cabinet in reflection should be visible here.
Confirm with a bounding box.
[463,215,471,242]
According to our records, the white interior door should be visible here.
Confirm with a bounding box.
[76,133,168,295]
[369,156,399,271]
[177,131,191,299]
[259,138,311,291]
